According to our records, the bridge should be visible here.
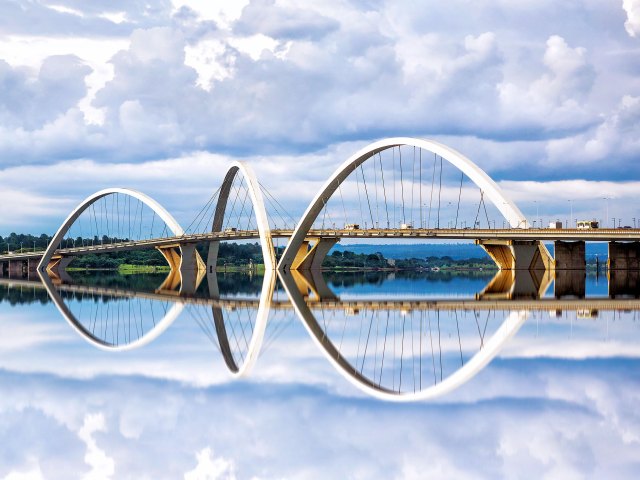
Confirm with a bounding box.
[2,137,640,284]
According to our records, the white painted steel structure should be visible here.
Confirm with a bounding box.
[278,269,529,402]
[37,187,184,272]
[213,269,277,377]
[38,272,184,351]
[207,161,276,272]
[34,138,532,275]
[278,137,528,270]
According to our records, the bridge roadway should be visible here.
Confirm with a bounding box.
[3,277,639,312]
[3,228,640,263]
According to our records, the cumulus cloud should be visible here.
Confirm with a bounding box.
[0,56,91,129]
[0,358,639,479]
[78,413,115,479]
[623,0,640,37]
[496,35,596,137]
[234,0,339,40]
[0,0,639,232]
[544,94,640,173]
[183,447,236,480]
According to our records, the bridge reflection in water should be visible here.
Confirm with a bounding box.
[1,266,639,401]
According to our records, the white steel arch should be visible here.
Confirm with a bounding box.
[278,137,528,270]
[209,161,276,271]
[278,269,528,402]
[37,187,184,272]
[212,269,277,378]
[38,272,184,352]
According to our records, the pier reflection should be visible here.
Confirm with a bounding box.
[1,265,639,401]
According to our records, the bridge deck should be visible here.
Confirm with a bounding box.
[2,228,640,262]
[2,278,639,311]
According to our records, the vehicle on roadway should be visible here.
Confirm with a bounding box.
[577,220,599,229]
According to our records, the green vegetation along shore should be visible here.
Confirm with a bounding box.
[1,233,514,271]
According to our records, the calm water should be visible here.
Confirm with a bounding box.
[1,269,639,478]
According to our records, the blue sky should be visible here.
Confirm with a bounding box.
[0,0,639,233]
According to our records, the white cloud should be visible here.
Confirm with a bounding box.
[183,447,236,480]
[0,358,639,479]
[0,0,638,234]
[623,0,640,37]
[497,35,596,133]
[184,39,233,90]
[3,461,45,480]
[545,94,640,166]
[46,4,85,18]
[78,413,114,480]
[171,0,249,28]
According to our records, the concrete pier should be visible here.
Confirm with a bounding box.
[608,241,640,270]
[554,241,585,270]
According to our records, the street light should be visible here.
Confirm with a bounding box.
[603,197,610,227]
[567,199,573,228]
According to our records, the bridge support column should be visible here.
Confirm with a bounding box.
[554,270,586,298]
[608,241,640,270]
[477,269,553,300]
[554,241,585,270]
[156,246,181,272]
[608,270,640,297]
[291,238,339,271]
[207,241,220,274]
[45,257,73,282]
[27,258,38,273]
[179,244,206,294]
[157,245,205,294]
[476,240,553,271]
[8,260,25,277]
[285,269,338,300]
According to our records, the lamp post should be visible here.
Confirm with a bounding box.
[568,199,573,228]
[603,197,610,227]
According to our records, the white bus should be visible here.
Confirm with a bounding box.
[576,220,599,229]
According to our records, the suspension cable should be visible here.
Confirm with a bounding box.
[379,153,390,228]
[437,156,443,229]
[455,171,463,228]
[360,164,375,228]
[427,153,436,229]
[399,146,406,225]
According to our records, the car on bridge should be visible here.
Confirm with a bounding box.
[344,224,360,230]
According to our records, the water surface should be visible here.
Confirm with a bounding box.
[1,269,639,478]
